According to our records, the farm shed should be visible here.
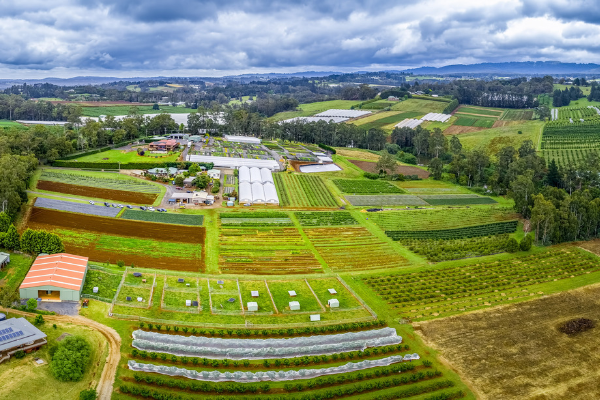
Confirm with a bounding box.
[19,253,89,302]
[207,169,221,179]
[251,182,266,204]
[247,302,258,312]
[238,166,251,184]
[186,155,280,170]
[172,192,193,203]
[0,318,47,364]
[260,168,274,184]
[223,135,261,144]
[310,314,321,322]
[263,183,280,204]
[183,177,195,187]
[0,252,9,269]
[250,167,262,184]
[289,301,300,311]
[239,182,253,203]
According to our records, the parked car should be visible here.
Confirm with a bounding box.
[104,202,110,207]
[126,205,133,209]
[148,207,155,211]
[111,204,117,207]
[175,187,183,190]
[89,201,95,205]
[186,191,192,193]
[139,206,146,210]
[118,204,124,208]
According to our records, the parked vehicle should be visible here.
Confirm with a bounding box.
[89,201,95,205]
[104,202,110,207]
[175,187,183,190]
[126,205,133,209]
[148,207,155,211]
[186,191,192,193]
[118,204,124,208]
[139,206,146,210]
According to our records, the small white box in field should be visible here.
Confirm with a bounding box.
[186,300,192,307]
[93,287,98,293]
[288,290,297,297]
[328,299,339,308]
[247,302,258,311]
[289,301,300,311]
[251,291,259,297]
[310,314,321,321]
[328,288,337,295]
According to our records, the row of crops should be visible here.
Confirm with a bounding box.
[400,234,513,262]
[363,248,600,321]
[40,171,161,193]
[122,210,204,226]
[333,179,403,194]
[274,174,338,207]
[542,149,597,167]
[220,212,293,227]
[556,106,598,121]
[295,211,358,226]
[369,207,516,231]
[385,221,518,240]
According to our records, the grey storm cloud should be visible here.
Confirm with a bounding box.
[0,0,600,76]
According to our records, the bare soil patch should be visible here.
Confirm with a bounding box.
[558,318,595,335]
[335,148,381,161]
[348,159,430,178]
[37,181,157,204]
[444,125,487,135]
[417,284,600,399]
[492,120,523,128]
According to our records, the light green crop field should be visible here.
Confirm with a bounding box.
[390,98,448,113]
[81,105,196,117]
[0,120,28,128]
[72,149,180,163]
[269,100,357,121]
[455,120,544,153]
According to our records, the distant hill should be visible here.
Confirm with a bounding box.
[402,61,600,76]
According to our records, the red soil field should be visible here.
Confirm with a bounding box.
[37,181,157,204]
[349,160,430,179]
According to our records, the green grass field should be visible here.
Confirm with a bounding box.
[267,280,322,312]
[0,253,33,291]
[239,280,275,312]
[81,269,122,300]
[0,120,27,128]
[72,149,180,163]
[390,99,448,113]
[307,278,362,309]
[269,100,359,121]
[81,105,196,117]
[553,83,591,96]
[455,120,544,152]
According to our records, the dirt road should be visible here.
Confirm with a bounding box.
[1,308,121,400]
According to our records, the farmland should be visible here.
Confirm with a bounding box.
[37,180,157,204]
[390,99,448,113]
[218,227,322,274]
[363,247,600,321]
[121,209,204,226]
[81,267,122,301]
[348,160,430,179]
[333,179,404,194]
[385,221,518,240]
[350,111,421,131]
[295,211,358,226]
[418,284,600,399]
[273,173,338,207]
[500,109,534,120]
[418,194,498,205]
[400,234,513,261]
[26,207,205,271]
[305,227,410,272]
[345,195,429,206]
[69,149,180,163]
[269,100,358,121]
[80,105,196,117]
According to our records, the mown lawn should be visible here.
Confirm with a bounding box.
[456,120,544,152]
[73,149,180,163]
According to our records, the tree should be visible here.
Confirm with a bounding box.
[0,288,18,316]
[518,140,536,158]
[505,238,520,253]
[79,389,97,400]
[428,158,443,180]
[530,194,556,245]
[193,174,210,189]
[375,151,397,175]
[188,163,201,175]
[520,234,533,251]
[509,172,536,218]
[174,175,184,187]
[428,128,446,158]
[26,298,37,311]
[34,314,44,325]
[413,129,430,162]
[152,103,160,110]
[449,135,462,156]
[547,159,560,187]
[4,225,19,250]
[0,212,10,233]
[50,336,92,382]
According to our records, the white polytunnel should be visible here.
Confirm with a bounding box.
[238,166,250,184]
[260,168,274,184]
[251,182,266,203]
[263,182,279,204]
[239,181,252,203]
[250,167,262,184]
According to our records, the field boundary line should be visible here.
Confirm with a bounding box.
[160,274,167,310]
[148,273,157,309]
[336,275,378,320]
[236,279,245,316]
[110,267,128,315]
[305,278,326,312]
[206,278,214,314]
[264,280,279,314]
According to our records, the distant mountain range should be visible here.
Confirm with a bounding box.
[2,62,600,88]
[402,61,600,76]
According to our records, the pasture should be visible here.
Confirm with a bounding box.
[419,283,600,399]
[71,149,180,163]
[390,99,448,113]
[450,120,544,153]
[81,268,122,300]
[269,100,357,121]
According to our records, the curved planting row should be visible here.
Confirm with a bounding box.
[385,221,518,240]
[128,354,419,382]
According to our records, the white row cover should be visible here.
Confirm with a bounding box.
[186,155,280,170]
[128,354,419,382]
[421,113,451,122]
[314,109,372,118]
[281,116,349,124]
[395,119,424,129]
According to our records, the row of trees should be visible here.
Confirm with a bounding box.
[552,86,584,107]
[0,217,64,253]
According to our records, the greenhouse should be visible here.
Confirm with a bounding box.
[260,168,274,184]
[238,166,251,184]
[263,183,279,204]
[239,181,252,203]
[250,167,262,184]
[251,182,266,204]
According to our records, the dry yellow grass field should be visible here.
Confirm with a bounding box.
[416,284,600,399]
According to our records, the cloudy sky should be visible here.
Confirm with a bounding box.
[1,0,599,78]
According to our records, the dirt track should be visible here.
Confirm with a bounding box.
[2,308,121,400]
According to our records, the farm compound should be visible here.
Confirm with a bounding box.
[19,253,89,301]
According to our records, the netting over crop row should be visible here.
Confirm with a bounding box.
[128,354,420,382]
[132,327,398,350]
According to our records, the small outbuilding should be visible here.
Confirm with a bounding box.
[247,302,258,312]
[289,301,300,311]
[0,252,10,269]
[288,290,297,297]
[251,291,259,297]
[310,314,321,322]
[207,169,221,180]
[328,288,337,295]
[327,299,339,308]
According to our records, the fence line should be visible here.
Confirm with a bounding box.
[336,275,377,319]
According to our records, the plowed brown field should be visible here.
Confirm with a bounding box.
[37,180,157,204]
[349,160,430,179]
